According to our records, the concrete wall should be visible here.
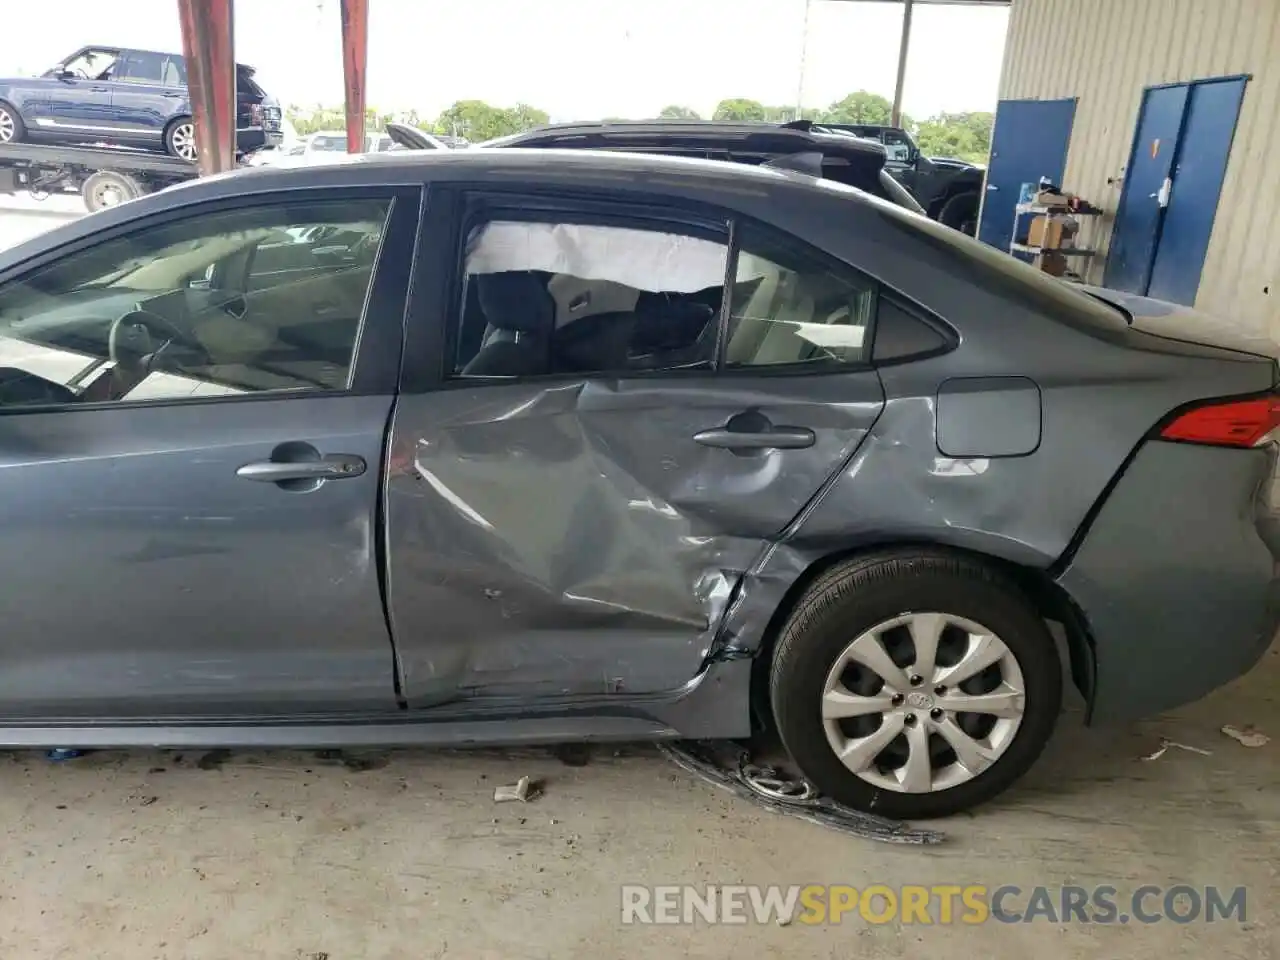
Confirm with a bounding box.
[999,0,1280,337]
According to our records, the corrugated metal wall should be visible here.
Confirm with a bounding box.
[999,0,1280,337]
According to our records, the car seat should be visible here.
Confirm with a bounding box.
[462,271,554,377]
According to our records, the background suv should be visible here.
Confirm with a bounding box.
[811,121,986,234]
[487,120,926,216]
[0,46,283,160]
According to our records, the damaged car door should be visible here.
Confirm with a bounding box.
[385,189,886,704]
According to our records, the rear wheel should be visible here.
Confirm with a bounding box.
[165,117,197,162]
[83,171,144,213]
[769,550,1061,819]
[939,191,981,236]
[0,101,24,144]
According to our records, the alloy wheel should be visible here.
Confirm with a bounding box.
[820,612,1026,794]
[171,123,197,161]
[93,183,125,208]
[0,110,14,143]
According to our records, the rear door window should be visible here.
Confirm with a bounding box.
[117,51,172,84]
[452,211,729,378]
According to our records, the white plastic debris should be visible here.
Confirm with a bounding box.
[493,776,533,803]
[1141,738,1212,761]
[1222,724,1270,748]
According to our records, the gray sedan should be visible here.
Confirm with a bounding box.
[0,148,1275,818]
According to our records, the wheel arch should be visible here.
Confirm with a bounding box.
[745,540,1096,731]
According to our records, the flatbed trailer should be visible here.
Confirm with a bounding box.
[0,141,205,213]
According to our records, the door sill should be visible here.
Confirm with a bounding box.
[0,660,752,748]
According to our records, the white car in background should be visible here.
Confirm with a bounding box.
[250,124,451,166]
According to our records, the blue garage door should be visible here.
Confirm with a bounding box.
[977,98,1077,253]
[1106,76,1248,305]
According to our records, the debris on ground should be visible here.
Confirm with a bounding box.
[196,749,232,770]
[1141,738,1213,761]
[659,741,945,845]
[493,775,541,803]
[552,743,592,767]
[1221,724,1270,748]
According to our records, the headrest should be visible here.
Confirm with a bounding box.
[476,271,552,335]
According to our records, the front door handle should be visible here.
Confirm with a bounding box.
[237,452,365,484]
[90,86,110,92]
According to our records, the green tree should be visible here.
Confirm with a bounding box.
[914,111,994,164]
[508,102,551,133]
[657,105,701,120]
[433,100,548,142]
[712,98,767,122]
[820,90,907,128]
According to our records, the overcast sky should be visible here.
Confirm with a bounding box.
[1,0,1008,121]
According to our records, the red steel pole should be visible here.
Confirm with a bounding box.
[340,0,369,154]
[177,0,237,175]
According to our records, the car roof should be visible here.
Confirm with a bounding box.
[487,119,887,159]
[0,148,893,269]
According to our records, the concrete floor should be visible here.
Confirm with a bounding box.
[0,647,1275,959]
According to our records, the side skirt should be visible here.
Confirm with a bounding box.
[0,660,752,749]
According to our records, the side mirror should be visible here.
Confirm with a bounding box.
[54,66,75,80]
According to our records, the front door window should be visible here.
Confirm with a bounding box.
[0,198,390,408]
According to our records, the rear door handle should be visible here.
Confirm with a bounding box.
[693,426,815,450]
[236,454,366,483]
[90,86,110,93]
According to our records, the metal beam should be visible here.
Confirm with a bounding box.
[340,0,369,154]
[176,0,237,175]
[890,0,913,127]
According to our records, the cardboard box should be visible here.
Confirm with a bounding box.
[1037,251,1069,277]
[1033,188,1071,209]
[1027,215,1077,250]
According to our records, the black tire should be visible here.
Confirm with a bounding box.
[938,191,981,236]
[164,116,197,162]
[83,171,144,213]
[0,100,25,144]
[769,549,1061,819]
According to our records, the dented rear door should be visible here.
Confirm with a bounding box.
[384,188,885,704]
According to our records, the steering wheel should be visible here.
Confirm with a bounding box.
[108,309,200,376]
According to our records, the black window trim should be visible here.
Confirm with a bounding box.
[0,184,422,416]
[872,289,959,366]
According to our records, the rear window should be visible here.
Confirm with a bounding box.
[235,65,264,98]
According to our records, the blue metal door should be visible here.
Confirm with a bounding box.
[1146,78,1248,304]
[977,98,1077,252]
[1105,85,1190,294]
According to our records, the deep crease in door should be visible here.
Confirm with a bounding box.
[384,373,883,704]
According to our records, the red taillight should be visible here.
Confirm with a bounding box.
[1160,396,1280,447]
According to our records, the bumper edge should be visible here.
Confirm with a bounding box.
[1056,440,1279,724]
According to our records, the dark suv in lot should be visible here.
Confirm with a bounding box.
[487,120,926,216]
[0,46,283,161]
[811,122,986,235]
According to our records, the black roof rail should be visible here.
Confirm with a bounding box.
[779,119,816,132]
[762,151,825,177]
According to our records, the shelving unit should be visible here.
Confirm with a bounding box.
[1009,200,1104,273]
